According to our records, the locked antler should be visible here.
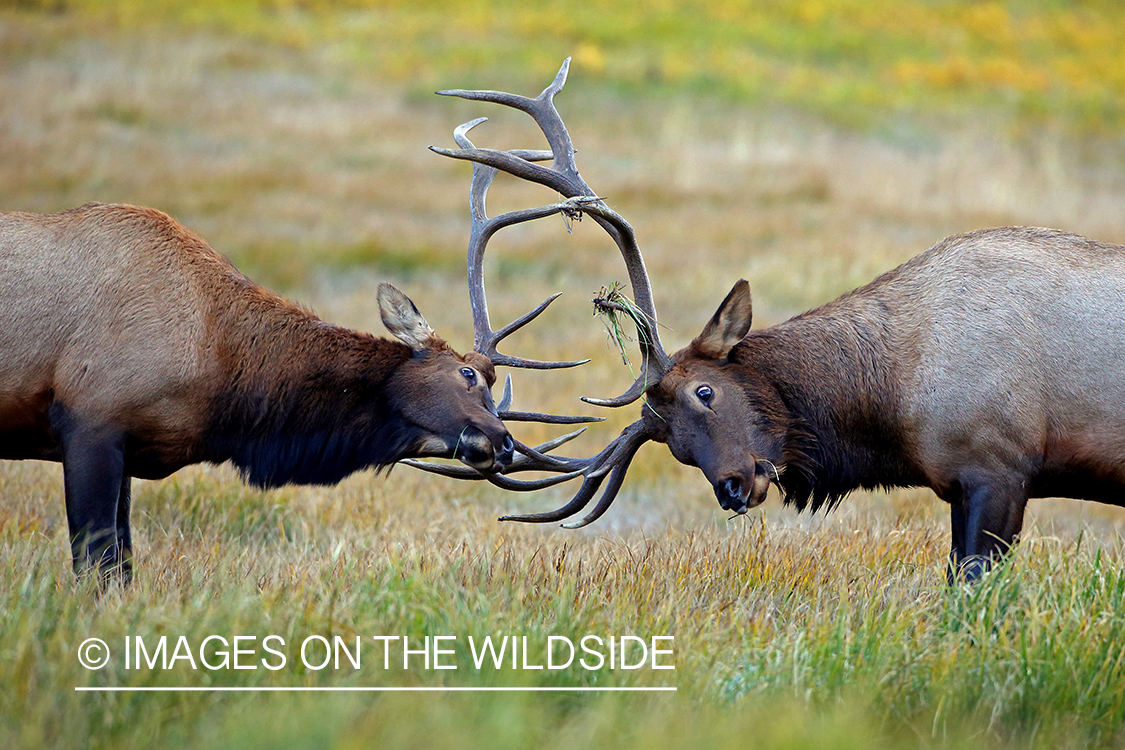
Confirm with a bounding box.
[404,59,672,525]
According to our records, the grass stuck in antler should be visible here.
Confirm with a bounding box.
[593,282,650,369]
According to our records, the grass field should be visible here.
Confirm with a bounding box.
[3,2,1125,748]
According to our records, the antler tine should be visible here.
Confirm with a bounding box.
[496,373,514,413]
[441,119,587,371]
[440,57,578,181]
[398,426,591,480]
[501,411,603,425]
[489,372,601,423]
[434,59,671,407]
[399,459,587,492]
[500,419,654,524]
[497,471,607,524]
[489,372,602,424]
[482,468,588,491]
[559,442,644,529]
[493,371,602,424]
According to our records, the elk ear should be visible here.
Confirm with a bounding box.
[692,280,752,359]
[378,283,438,352]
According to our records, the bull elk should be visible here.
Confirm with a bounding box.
[0,201,587,581]
[425,59,1125,582]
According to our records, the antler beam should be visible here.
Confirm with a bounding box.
[431,58,672,404]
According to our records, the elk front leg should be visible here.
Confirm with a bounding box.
[947,473,1028,584]
[59,422,129,583]
[115,474,134,584]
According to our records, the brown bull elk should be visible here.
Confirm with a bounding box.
[0,201,585,580]
[427,59,1125,583]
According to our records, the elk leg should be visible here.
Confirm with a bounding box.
[59,423,128,582]
[948,474,1028,583]
[947,500,967,585]
[115,474,134,584]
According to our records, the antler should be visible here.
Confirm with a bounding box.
[398,415,652,528]
[431,58,672,405]
[449,116,589,371]
[407,59,672,525]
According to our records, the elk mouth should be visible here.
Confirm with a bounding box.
[713,461,773,515]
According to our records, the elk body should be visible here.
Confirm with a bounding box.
[639,226,1125,580]
[0,202,520,579]
[430,61,1125,581]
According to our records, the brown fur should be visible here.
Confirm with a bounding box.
[0,203,511,578]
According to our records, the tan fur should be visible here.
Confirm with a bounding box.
[1,205,214,454]
[377,282,438,352]
[644,226,1125,580]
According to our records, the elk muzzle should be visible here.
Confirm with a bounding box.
[714,460,773,514]
[454,425,515,473]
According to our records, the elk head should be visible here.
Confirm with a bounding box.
[377,282,516,472]
[638,281,787,514]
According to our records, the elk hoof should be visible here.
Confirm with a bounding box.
[948,555,990,585]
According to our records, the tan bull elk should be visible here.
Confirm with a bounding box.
[426,60,1125,582]
[0,202,586,581]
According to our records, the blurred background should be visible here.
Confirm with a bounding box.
[3,0,1125,537]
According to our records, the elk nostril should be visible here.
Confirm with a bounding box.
[723,478,742,499]
[502,435,514,454]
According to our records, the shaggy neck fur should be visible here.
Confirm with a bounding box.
[733,305,922,512]
[205,283,418,488]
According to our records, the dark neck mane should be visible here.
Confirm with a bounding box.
[206,286,417,488]
[734,305,921,512]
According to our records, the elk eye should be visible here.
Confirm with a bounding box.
[460,367,477,384]
[695,385,714,405]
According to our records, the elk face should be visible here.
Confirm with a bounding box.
[643,281,785,514]
[379,284,515,472]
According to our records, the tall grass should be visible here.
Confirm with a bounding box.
[3,470,1125,748]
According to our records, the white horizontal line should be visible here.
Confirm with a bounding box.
[75,686,676,693]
